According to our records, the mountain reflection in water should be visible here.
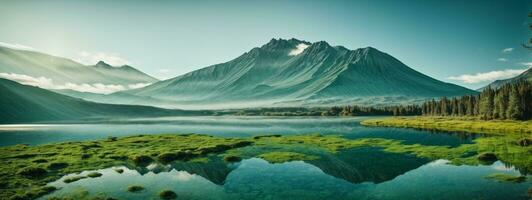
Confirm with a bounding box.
[42,151,529,200]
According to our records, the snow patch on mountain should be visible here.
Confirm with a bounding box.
[288,43,309,56]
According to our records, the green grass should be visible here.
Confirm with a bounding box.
[361,116,532,135]
[86,172,102,178]
[1,129,531,200]
[258,151,319,163]
[0,134,253,199]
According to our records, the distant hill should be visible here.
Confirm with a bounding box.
[123,38,476,108]
[0,78,206,123]
[479,68,532,91]
[0,46,157,91]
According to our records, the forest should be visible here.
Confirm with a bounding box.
[325,81,531,120]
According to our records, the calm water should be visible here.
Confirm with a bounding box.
[2,116,529,199]
[41,155,530,200]
[0,116,475,147]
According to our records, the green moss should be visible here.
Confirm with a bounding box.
[158,151,196,163]
[86,172,102,178]
[131,155,153,166]
[1,130,530,200]
[47,162,69,170]
[485,173,527,183]
[127,185,144,192]
[159,190,178,200]
[17,167,47,178]
[63,175,87,183]
[361,117,532,171]
[361,116,532,135]
[258,151,319,163]
[0,134,253,199]
[9,186,56,200]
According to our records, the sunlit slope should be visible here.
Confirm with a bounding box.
[0,46,157,85]
[125,38,476,106]
[0,78,199,123]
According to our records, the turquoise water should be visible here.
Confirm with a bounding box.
[3,116,528,199]
[41,156,530,200]
[0,116,475,146]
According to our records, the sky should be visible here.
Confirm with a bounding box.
[0,0,531,89]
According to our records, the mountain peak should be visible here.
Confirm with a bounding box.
[95,61,111,67]
[262,38,310,50]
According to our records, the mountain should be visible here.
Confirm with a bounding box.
[0,78,206,123]
[0,46,157,92]
[123,38,476,108]
[479,68,532,91]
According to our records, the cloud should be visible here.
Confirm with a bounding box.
[502,48,513,53]
[0,72,149,94]
[0,73,54,88]
[448,68,529,84]
[158,69,170,73]
[75,51,131,66]
[61,82,125,94]
[288,43,310,56]
[497,58,507,62]
[521,62,532,68]
[0,41,35,51]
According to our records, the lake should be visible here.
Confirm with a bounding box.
[0,116,475,147]
[1,116,529,199]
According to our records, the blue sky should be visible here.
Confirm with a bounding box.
[0,0,530,89]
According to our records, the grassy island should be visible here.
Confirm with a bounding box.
[361,116,532,135]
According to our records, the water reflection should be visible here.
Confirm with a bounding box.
[0,116,474,146]
[42,156,530,200]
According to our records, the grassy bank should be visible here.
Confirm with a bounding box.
[361,116,532,135]
[1,130,531,199]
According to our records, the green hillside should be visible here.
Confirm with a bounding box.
[0,46,157,85]
[0,78,205,123]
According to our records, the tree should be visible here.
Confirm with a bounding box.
[507,86,523,120]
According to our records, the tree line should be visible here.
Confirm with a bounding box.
[325,81,531,120]
[322,104,421,116]
[421,81,531,120]
[235,81,531,120]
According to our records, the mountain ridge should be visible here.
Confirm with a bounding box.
[0,46,158,90]
[122,38,476,108]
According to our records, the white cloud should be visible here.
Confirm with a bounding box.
[0,41,35,51]
[502,48,513,53]
[448,68,529,84]
[0,72,148,94]
[61,82,125,94]
[74,51,131,66]
[288,43,310,56]
[497,58,507,62]
[0,73,54,88]
[521,62,532,68]
[158,69,170,73]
